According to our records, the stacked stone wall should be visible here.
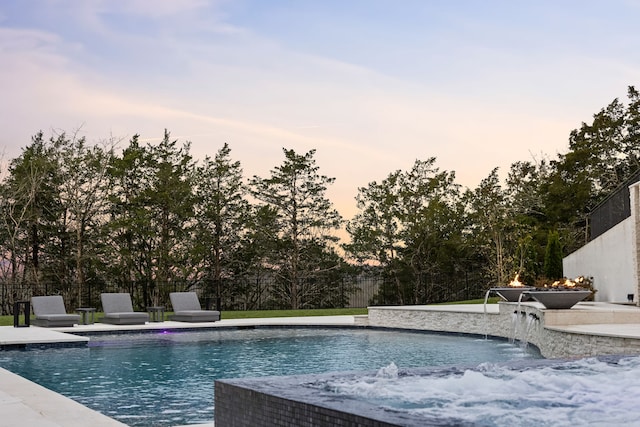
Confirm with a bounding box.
[368,304,640,358]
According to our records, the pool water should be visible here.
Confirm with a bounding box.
[314,356,640,426]
[0,327,541,426]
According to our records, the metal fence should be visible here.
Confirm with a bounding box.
[0,276,384,315]
[589,170,640,240]
[0,272,488,316]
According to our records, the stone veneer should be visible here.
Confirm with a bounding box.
[368,302,640,358]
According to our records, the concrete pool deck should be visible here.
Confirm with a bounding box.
[2,303,640,426]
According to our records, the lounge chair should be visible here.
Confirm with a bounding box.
[31,295,81,327]
[100,293,149,325]
[169,292,220,322]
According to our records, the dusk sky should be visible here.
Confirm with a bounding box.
[1,0,638,220]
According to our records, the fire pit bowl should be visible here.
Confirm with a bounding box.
[524,290,592,309]
[491,287,535,302]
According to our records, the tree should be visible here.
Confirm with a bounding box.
[344,170,405,302]
[105,134,150,290]
[543,230,563,280]
[346,158,465,304]
[0,130,115,307]
[396,159,464,304]
[250,148,343,309]
[543,86,640,253]
[230,204,280,310]
[106,130,195,305]
[504,160,550,285]
[0,133,63,286]
[193,143,249,308]
[146,130,196,287]
[0,133,60,309]
[53,130,115,306]
[466,168,513,286]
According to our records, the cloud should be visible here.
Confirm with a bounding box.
[0,16,573,193]
[2,0,640,222]
[106,0,213,19]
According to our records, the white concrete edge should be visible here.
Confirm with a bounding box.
[0,367,127,427]
[546,323,640,339]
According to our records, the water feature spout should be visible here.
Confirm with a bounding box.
[483,289,492,339]
[509,292,526,343]
[510,292,540,347]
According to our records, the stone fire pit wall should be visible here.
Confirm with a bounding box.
[367,303,640,358]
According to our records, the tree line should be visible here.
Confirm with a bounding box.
[2,87,640,311]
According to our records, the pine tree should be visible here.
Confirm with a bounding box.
[543,231,563,280]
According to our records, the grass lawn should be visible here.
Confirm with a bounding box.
[437,297,500,305]
[0,307,369,327]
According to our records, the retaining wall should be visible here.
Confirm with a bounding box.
[368,303,640,358]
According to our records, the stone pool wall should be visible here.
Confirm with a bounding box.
[368,303,640,358]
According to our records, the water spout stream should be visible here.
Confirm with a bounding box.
[483,289,492,339]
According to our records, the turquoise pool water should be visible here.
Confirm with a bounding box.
[0,327,541,426]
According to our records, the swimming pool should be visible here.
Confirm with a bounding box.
[0,327,541,426]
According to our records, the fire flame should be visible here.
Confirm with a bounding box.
[507,274,525,288]
[507,274,590,290]
[544,277,583,289]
